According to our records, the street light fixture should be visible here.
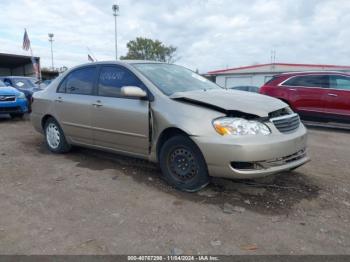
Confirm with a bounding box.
[48,33,54,70]
[112,4,119,60]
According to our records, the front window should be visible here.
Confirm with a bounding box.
[97,66,145,98]
[133,63,221,95]
[0,80,6,87]
[330,75,350,90]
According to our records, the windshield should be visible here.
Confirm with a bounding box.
[13,78,36,89]
[133,63,221,95]
[0,80,5,87]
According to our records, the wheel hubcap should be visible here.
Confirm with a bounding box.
[46,123,60,149]
[169,147,197,181]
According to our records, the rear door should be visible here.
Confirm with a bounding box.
[324,75,350,122]
[54,66,97,145]
[281,75,329,118]
[91,65,149,156]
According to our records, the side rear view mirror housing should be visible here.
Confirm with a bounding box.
[121,86,147,99]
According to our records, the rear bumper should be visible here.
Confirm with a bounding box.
[193,124,309,179]
[0,98,28,114]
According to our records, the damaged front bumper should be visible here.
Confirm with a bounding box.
[192,123,309,179]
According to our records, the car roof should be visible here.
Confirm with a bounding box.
[77,60,165,67]
[277,71,350,77]
[1,76,36,79]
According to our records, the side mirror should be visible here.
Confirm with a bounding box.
[121,86,147,98]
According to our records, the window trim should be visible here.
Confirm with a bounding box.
[279,73,350,91]
[279,74,330,89]
[95,64,152,100]
[56,65,98,95]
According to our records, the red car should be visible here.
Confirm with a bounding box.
[260,72,350,123]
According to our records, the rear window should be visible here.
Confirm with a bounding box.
[264,76,279,85]
[58,67,97,95]
[282,75,329,88]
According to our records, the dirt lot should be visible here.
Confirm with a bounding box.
[0,116,349,255]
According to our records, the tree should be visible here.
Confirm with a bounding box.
[120,37,178,63]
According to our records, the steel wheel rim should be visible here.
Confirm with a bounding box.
[46,123,60,149]
[168,147,198,181]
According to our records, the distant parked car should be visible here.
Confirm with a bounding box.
[0,76,43,111]
[230,85,259,93]
[260,72,350,123]
[0,80,28,118]
[31,61,309,192]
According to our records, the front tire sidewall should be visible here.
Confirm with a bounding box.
[44,118,71,153]
[160,135,210,192]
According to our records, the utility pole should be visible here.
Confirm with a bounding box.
[48,33,54,70]
[112,4,119,60]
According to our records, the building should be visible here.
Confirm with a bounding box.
[41,68,60,80]
[206,63,350,88]
[0,53,40,77]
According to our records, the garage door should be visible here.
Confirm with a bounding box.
[225,76,252,88]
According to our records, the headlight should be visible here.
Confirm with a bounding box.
[213,117,271,136]
[17,92,26,99]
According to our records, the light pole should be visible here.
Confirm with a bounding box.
[112,4,119,60]
[48,33,54,70]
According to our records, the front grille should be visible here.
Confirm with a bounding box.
[0,95,16,102]
[271,113,300,133]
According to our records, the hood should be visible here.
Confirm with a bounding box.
[170,89,286,118]
[0,86,21,96]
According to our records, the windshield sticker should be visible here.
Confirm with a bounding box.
[100,71,125,81]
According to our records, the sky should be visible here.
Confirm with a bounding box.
[1,0,350,73]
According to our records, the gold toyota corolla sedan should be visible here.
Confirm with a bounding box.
[31,61,310,191]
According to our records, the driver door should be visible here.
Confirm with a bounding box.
[91,65,150,156]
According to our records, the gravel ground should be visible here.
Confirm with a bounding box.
[0,116,349,255]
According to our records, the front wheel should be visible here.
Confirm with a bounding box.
[159,135,210,192]
[44,118,71,153]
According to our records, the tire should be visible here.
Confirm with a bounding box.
[44,118,71,153]
[10,113,24,118]
[159,135,210,192]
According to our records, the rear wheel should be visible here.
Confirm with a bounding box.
[44,118,71,153]
[159,135,210,192]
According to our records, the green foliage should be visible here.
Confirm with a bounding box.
[120,37,177,63]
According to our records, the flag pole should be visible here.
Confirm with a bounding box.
[24,29,41,80]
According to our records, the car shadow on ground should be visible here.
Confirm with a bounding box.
[0,114,29,123]
[28,137,320,216]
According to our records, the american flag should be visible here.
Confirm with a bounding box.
[88,54,95,62]
[22,29,31,51]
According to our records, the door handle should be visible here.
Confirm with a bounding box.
[288,88,297,91]
[327,93,338,97]
[55,97,63,103]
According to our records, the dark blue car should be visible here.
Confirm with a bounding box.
[0,80,28,118]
